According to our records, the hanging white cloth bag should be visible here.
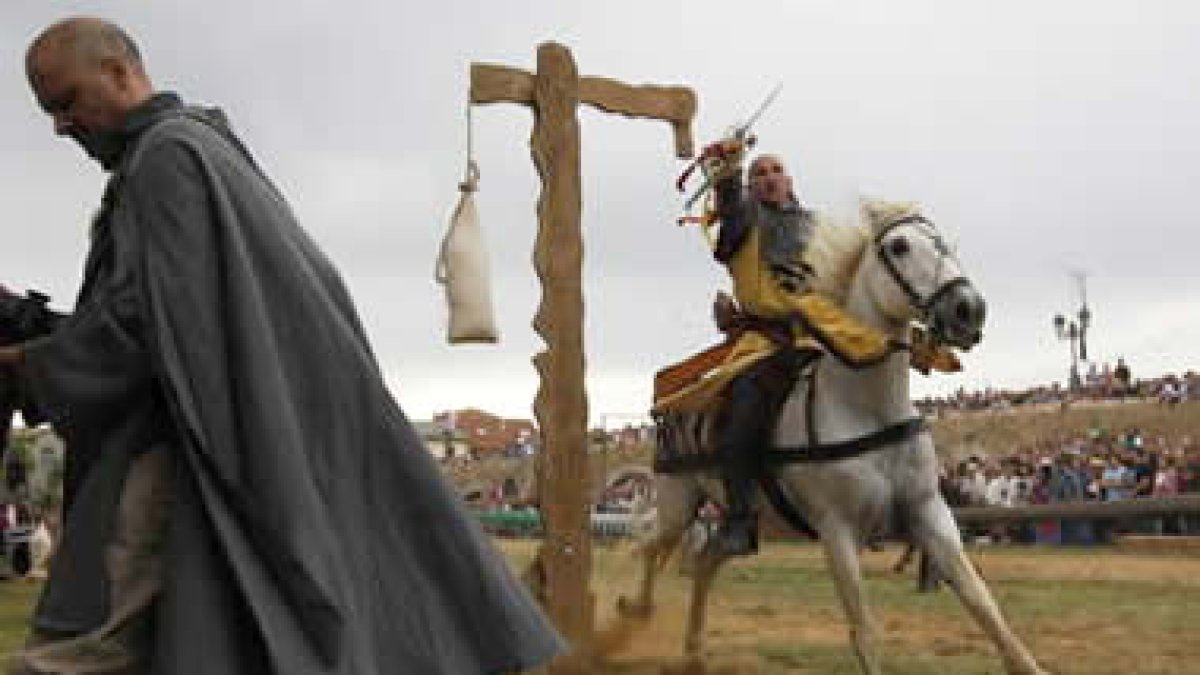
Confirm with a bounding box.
[435,161,498,344]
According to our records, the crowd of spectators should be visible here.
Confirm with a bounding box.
[916,362,1198,416]
[939,426,1200,542]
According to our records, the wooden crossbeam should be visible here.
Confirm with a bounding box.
[469,42,696,674]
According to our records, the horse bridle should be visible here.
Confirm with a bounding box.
[873,214,971,326]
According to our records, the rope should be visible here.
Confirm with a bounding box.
[462,101,479,193]
[435,102,480,285]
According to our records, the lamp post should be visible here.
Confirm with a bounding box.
[1052,313,1081,392]
[1052,273,1092,393]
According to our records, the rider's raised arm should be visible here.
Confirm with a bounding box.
[712,172,749,263]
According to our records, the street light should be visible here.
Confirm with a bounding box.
[1076,304,1091,361]
[1052,313,1081,391]
[1052,273,1092,393]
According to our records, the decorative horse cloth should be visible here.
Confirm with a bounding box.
[652,329,816,415]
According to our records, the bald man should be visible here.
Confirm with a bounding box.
[700,148,892,556]
[3,17,563,674]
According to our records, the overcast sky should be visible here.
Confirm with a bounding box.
[2,1,1197,425]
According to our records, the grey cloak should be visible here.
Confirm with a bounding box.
[23,94,565,674]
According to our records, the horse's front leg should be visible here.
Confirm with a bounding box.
[683,546,731,656]
[618,477,698,619]
[912,497,1048,675]
[820,525,882,674]
[617,535,668,619]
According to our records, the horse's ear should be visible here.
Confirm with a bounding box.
[859,197,892,235]
[859,198,922,234]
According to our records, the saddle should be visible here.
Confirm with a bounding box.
[653,350,807,474]
[652,294,814,474]
[653,291,814,412]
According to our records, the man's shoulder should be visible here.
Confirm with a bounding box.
[121,117,205,174]
[130,110,233,163]
[120,111,248,193]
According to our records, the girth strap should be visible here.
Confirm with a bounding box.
[757,476,818,539]
[766,416,927,464]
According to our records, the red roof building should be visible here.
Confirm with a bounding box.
[433,409,538,457]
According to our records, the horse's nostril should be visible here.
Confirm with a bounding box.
[955,300,973,323]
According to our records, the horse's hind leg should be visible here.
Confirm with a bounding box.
[618,477,698,619]
[912,498,1048,675]
[821,526,882,675]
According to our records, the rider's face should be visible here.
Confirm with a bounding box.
[748,155,794,207]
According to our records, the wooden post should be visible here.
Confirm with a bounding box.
[469,43,696,672]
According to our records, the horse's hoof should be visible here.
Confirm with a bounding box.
[662,656,706,675]
[1004,659,1050,675]
[616,596,653,619]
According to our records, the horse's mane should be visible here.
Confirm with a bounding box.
[804,199,923,303]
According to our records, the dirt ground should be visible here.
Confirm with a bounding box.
[500,539,1200,674]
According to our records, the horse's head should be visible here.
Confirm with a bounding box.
[860,201,985,350]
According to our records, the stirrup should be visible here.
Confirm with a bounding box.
[707,518,759,556]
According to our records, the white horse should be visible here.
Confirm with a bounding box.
[619,201,1047,675]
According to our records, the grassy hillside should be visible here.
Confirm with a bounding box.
[449,400,1198,493]
[930,399,1199,461]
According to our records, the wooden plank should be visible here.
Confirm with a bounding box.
[953,495,1200,524]
[580,76,697,158]
[470,63,535,105]
[529,42,594,675]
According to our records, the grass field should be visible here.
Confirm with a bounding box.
[505,539,1200,675]
[0,579,39,660]
[0,542,1196,673]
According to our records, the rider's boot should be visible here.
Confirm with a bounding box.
[713,478,758,556]
[709,346,812,557]
[709,374,766,557]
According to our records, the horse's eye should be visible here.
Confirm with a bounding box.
[888,237,910,257]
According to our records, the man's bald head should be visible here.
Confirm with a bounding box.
[27,18,144,79]
[25,18,154,166]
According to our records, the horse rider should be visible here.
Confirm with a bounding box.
[705,145,892,556]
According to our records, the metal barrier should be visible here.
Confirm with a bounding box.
[590,512,636,538]
[477,509,638,538]
[477,510,542,537]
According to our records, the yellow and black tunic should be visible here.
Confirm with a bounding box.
[713,175,891,366]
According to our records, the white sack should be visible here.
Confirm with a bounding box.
[435,166,498,344]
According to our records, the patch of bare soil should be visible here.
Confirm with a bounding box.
[499,540,1199,674]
